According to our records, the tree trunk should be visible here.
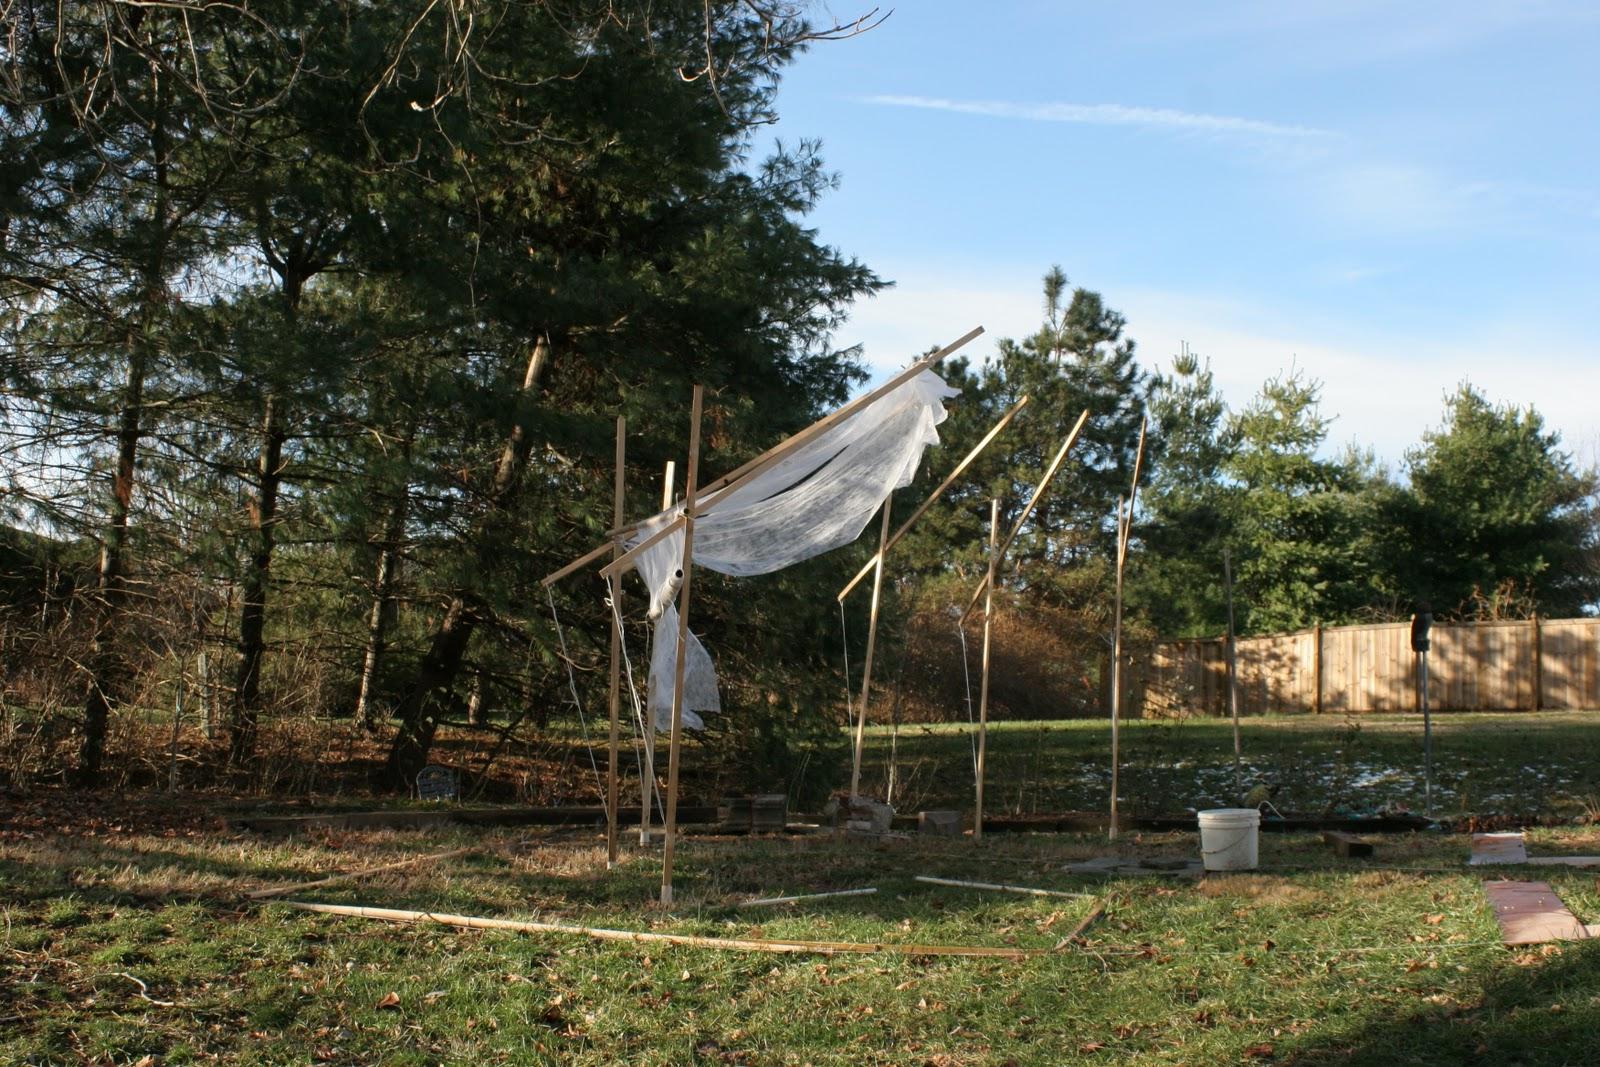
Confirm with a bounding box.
[74,62,172,786]
[228,392,287,767]
[383,595,473,786]
[76,350,145,785]
[382,335,550,788]
[355,426,414,730]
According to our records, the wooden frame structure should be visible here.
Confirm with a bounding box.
[541,327,984,904]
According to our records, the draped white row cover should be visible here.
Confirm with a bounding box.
[626,369,961,729]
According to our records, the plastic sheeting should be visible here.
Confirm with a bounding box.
[626,370,959,729]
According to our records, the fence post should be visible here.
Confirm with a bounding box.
[1312,622,1323,715]
[1531,614,1542,712]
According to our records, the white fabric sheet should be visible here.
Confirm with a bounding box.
[629,369,958,729]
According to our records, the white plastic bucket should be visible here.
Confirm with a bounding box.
[1198,808,1261,871]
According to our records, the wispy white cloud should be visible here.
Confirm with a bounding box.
[865,94,1331,140]
[838,267,1600,465]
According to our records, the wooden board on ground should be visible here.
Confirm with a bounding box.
[1470,832,1529,865]
[1321,830,1374,859]
[234,805,721,835]
[1470,831,1600,868]
[1483,880,1592,945]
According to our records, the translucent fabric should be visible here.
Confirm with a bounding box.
[628,370,959,729]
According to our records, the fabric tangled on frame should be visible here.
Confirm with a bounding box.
[625,369,959,730]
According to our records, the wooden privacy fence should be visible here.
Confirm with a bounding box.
[1137,616,1600,716]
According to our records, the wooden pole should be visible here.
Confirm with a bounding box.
[597,513,687,580]
[605,416,625,868]
[1107,418,1146,840]
[660,387,703,907]
[1532,613,1543,711]
[245,847,475,900]
[641,460,674,845]
[1109,495,1127,841]
[1313,621,1323,715]
[974,498,999,843]
[691,327,981,512]
[849,496,895,799]
[1224,547,1241,803]
[838,396,1030,602]
[959,409,1090,625]
[914,875,1092,899]
[274,899,1035,959]
[542,327,984,586]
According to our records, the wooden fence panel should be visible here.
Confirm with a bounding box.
[1138,615,1600,717]
[1235,629,1315,714]
[1539,619,1600,709]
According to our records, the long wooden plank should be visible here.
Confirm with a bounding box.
[244,847,476,900]
[597,513,687,579]
[848,497,896,798]
[837,395,1029,602]
[959,409,1090,625]
[541,327,984,585]
[276,900,1036,958]
[973,498,1000,842]
[691,326,984,512]
[605,417,626,867]
[660,385,704,906]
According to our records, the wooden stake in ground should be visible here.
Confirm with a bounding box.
[641,460,674,846]
[1108,417,1146,841]
[1224,546,1241,803]
[660,386,703,906]
[849,495,895,799]
[605,416,625,868]
[974,498,1000,843]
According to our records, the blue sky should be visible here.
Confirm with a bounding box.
[765,1,1600,467]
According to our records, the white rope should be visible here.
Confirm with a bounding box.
[606,574,664,824]
[545,585,609,815]
[955,618,978,779]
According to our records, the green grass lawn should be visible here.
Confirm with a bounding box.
[7,711,1600,1064]
[7,799,1600,1065]
[854,711,1600,820]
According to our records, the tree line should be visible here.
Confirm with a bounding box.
[1,0,884,790]
[2,3,1593,796]
[891,268,1598,711]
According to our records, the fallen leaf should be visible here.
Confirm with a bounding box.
[375,991,400,1010]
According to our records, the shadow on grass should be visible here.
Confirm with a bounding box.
[1286,941,1600,1066]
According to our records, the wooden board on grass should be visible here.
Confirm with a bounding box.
[1483,880,1591,945]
